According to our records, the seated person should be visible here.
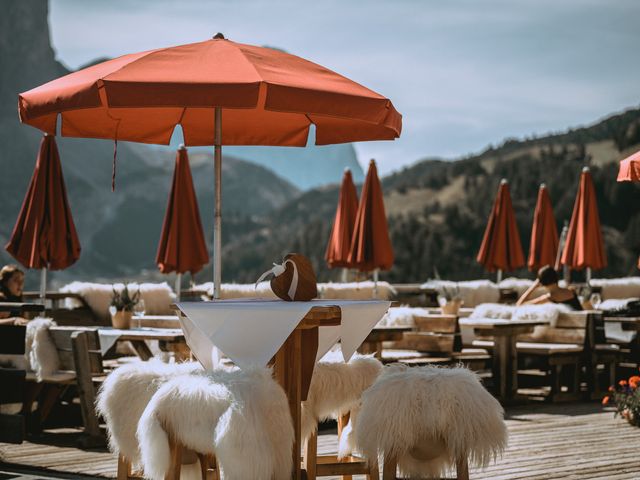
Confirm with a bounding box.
[0,265,28,325]
[516,265,583,310]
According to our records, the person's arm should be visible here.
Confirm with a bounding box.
[0,317,28,326]
[523,293,551,305]
[516,279,541,306]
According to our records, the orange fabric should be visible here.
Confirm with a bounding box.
[18,38,401,146]
[617,150,640,182]
[156,148,209,275]
[348,160,394,271]
[560,169,607,270]
[528,185,559,271]
[5,135,80,270]
[325,169,359,268]
[477,181,525,272]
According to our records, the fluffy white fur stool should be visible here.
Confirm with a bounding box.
[96,360,202,477]
[301,354,383,479]
[354,365,507,480]
[137,366,294,480]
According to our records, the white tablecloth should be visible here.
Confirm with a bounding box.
[176,299,390,370]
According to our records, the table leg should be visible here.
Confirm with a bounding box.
[274,327,320,480]
[129,340,153,360]
[493,334,517,401]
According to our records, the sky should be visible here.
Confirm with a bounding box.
[49,0,640,176]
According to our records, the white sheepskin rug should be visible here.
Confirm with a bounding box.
[0,318,61,381]
[137,367,293,480]
[376,306,432,328]
[96,360,203,468]
[318,281,397,301]
[354,364,507,478]
[60,281,176,320]
[301,354,383,443]
[421,280,500,307]
[194,282,278,300]
[591,277,640,300]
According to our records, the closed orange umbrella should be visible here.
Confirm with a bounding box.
[617,150,640,182]
[560,167,607,276]
[325,169,359,269]
[18,34,402,299]
[477,179,525,276]
[5,134,81,297]
[156,146,209,296]
[348,160,394,273]
[617,150,640,268]
[528,184,558,271]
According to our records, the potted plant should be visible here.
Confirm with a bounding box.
[440,283,463,315]
[110,283,141,329]
[603,374,640,427]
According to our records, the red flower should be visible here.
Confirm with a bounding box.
[608,386,615,392]
[619,380,628,387]
[602,396,610,405]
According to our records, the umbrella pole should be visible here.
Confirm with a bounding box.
[213,107,222,300]
[373,269,379,299]
[175,273,182,302]
[40,267,47,304]
[496,269,503,284]
[341,268,348,283]
[586,267,592,285]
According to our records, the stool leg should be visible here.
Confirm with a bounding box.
[382,455,397,480]
[367,457,380,480]
[117,454,131,480]
[456,456,469,480]
[337,413,352,480]
[303,430,318,480]
[165,437,183,480]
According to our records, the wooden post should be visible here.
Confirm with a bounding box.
[382,455,397,480]
[70,331,102,441]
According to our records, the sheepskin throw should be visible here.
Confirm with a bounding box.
[355,364,507,478]
[137,367,294,480]
[96,360,203,467]
[0,318,60,381]
[60,282,176,320]
[377,306,432,328]
[591,277,640,300]
[318,281,397,300]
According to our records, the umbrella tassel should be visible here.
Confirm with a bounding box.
[111,139,118,192]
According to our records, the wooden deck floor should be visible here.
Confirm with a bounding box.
[1,402,639,479]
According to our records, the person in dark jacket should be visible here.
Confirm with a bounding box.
[0,265,28,325]
[516,265,583,310]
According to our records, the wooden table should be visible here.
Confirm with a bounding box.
[460,319,545,402]
[271,306,341,480]
[604,315,640,353]
[100,327,186,360]
[358,325,412,358]
[136,315,181,329]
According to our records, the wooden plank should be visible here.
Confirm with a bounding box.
[401,332,455,352]
[414,315,457,333]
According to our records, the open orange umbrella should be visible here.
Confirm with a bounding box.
[617,149,640,182]
[616,151,640,268]
[5,134,81,298]
[156,146,209,298]
[325,168,359,271]
[477,179,525,279]
[348,159,394,279]
[560,167,607,279]
[528,184,558,271]
[18,34,402,298]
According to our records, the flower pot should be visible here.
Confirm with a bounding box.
[111,310,132,329]
[441,299,463,316]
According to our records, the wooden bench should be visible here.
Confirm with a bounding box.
[383,313,490,370]
[0,324,28,444]
[474,311,617,402]
[23,326,106,446]
[22,292,104,327]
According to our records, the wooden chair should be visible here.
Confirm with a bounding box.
[0,324,27,444]
[23,326,105,446]
[382,455,468,480]
[384,313,490,370]
[303,413,378,480]
[23,292,104,327]
[473,311,618,402]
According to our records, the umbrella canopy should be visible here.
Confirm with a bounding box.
[560,167,607,271]
[348,160,394,272]
[477,179,525,273]
[18,35,401,146]
[325,169,359,269]
[5,134,81,270]
[528,184,559,271]
[156,147,209,275]
[18,34,402,298]
[617,149,640,182]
